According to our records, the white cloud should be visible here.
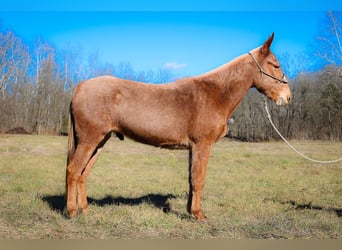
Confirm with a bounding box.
[164,62,187,70]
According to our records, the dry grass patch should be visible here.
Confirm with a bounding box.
[0,135,341,238]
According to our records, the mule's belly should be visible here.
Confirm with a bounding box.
[122,132,190,149]
[117,110,191,149]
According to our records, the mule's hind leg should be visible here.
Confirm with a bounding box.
[77,134,111,214]
[76,148,102,215]
[66,143,97,217]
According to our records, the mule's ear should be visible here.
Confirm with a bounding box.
[260,32,274,55]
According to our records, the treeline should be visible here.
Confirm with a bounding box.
[1,12,341,141]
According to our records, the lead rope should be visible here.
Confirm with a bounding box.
[263,96,342,164]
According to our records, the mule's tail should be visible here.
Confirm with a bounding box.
[65,104,75,202]
[67,103,76,166]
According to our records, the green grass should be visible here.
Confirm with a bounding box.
[0,135,341,239]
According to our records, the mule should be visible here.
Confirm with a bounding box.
[65,33,291,220]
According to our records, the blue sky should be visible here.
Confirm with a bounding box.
[1,1,342,78]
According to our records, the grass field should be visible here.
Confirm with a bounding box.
[0,134,341,239]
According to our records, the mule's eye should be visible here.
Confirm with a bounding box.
[274,65,280,69]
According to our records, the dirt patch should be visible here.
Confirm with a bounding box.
[6,127,30,135]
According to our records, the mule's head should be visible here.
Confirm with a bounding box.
[250,33,292,105]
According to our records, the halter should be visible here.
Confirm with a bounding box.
[248,52,288,84]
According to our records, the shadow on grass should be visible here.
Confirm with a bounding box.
[41,193,192,220]
[266,198,342,218]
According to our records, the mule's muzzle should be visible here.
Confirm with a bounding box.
[276,94,291,106]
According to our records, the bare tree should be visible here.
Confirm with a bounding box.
[0,30,26,97]
[316,11,342,65]
[0,29,31,132]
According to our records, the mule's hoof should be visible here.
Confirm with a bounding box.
[65,209,78,218]
[192,210,207,221]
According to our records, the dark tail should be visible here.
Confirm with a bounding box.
[67,103,76,165]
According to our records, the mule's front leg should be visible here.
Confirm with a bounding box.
[187,143,212,220]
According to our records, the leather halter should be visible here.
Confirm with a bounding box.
[248,52,288,84]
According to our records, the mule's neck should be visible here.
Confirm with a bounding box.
[196,54,255,119]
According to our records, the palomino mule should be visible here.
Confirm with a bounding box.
[65,33,291,220]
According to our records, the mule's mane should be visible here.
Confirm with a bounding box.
[177,54,251,87]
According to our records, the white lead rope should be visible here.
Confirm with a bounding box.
[263,97,342,164]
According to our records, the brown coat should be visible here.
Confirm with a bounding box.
[65,33,291,220]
